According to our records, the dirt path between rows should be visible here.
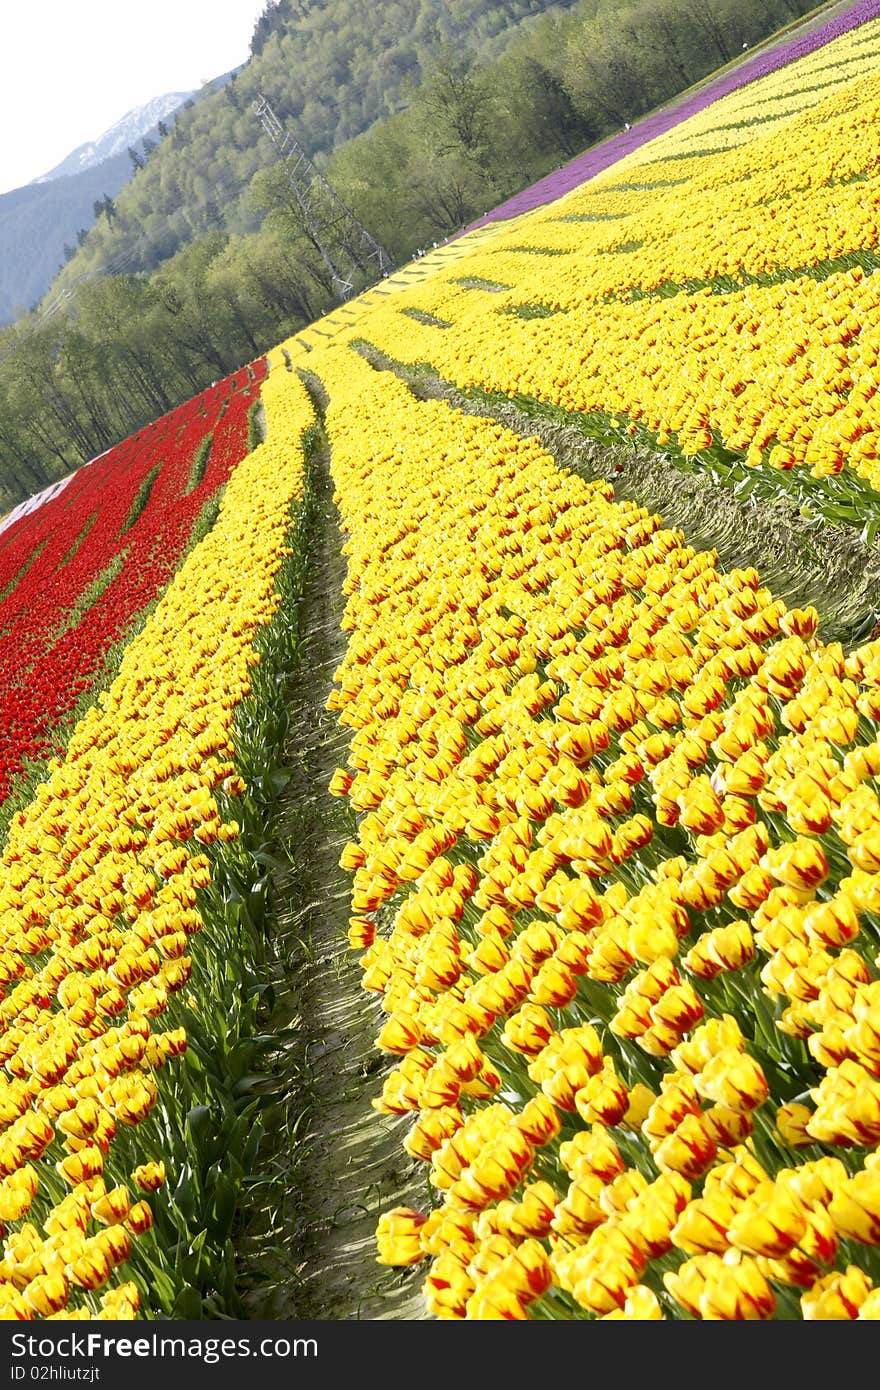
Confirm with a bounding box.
[239,415,429,1321]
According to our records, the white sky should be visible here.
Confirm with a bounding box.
[0,0,271,194]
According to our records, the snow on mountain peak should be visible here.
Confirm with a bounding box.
[34,92,194,184]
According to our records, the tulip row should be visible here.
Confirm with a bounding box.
[0,365,265,809]
[0,352,312,1319]
[410,21,880,307]
[484,79,880,311]
[316,344,880,1319]
[343,19,880,501]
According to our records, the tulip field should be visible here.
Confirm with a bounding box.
[6,1,880,1323]
[0,365,264,816]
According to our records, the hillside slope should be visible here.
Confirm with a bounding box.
[47,0,576,296]
[0,0,820,513]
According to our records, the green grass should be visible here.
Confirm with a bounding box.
[0,535,49,603]
[186,433,214,494]
[122,463,161,533]
[247,398,265,452]
[498,302,562,320]
[498,245,570,257]
[58,512,98,569]
[452,275,512,292]
[598,176,690,192]
[399,306,452,328]
[599,239,646,256]
[651,145,733,160]
[555,212,629,224]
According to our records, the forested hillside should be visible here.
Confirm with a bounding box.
[0,0,819,511]
[50,0,570,295]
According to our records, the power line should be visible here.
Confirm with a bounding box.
[253,93,394,303]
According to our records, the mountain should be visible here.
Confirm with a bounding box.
[0,81,236,325]
[0,155,133,323]
[35,92,195,183]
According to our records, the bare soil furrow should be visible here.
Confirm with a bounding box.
[240,424,429,1321]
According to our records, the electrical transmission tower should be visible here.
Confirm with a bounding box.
[253,94,395,302]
